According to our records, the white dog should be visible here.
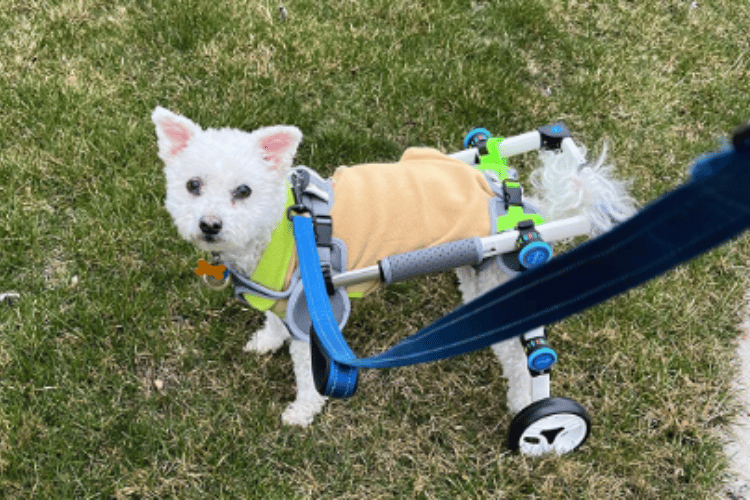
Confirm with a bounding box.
[152,106,635,426]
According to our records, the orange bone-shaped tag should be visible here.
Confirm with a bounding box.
[195,259,227,281]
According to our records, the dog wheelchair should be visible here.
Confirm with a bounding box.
[273,123,595,456]
[200,121,750,456]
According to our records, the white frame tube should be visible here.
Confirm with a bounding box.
[530,373,551,402]
[561,136,587,166]
[495,130,542,157]
[448,130,588,167]
[480,215,589,259]
[523,328,552,402]
[448,130,543,165]
[448,148,480,165]
[331,215,590,289]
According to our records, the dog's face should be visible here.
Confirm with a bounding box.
[152,107,302,254]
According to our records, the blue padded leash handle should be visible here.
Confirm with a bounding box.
[293,215,360,398]
[299,126,750,396]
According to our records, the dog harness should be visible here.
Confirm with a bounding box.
[226,148,545,341]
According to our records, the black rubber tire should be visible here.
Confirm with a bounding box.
[508,397,591,455]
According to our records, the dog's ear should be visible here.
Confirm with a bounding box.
[254,126,303,173]
[152,106,202,161]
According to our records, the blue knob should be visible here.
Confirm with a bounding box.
[528,347,558,372]
[518,241,552,268]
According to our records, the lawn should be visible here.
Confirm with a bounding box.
[1,0,749,498]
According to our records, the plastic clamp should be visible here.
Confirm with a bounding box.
[464,127,492,151]
[516,220,552,268]
[538,122,572,151]
[523,336,558,372]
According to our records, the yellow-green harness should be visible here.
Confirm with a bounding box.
[242,187,296,312]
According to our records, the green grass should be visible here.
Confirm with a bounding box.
[1,0,749,497]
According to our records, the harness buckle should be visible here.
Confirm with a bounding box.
[502,180,523,210]
[313,215,335,295]
[313,215,333,249]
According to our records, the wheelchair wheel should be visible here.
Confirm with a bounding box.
[508,397,590,456]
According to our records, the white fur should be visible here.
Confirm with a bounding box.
[153,107,636,426]
[531,143,636,235]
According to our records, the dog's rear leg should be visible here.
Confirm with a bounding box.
[244,311,290,354]
[456,265,532,415]
[491,336,533,415]
[282,339,328,426]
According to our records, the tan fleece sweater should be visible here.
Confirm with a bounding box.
[328,147,495,294]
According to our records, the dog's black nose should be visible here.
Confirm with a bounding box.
[199,217,222,235]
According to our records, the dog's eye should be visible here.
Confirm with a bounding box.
[186,178,202,195]
[232,184,252,200]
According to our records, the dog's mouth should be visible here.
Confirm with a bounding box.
[194,234,223,247]
[200,235,222,244]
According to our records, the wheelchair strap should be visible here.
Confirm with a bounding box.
[298,125,750,398]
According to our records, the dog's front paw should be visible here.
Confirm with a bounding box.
[281,398,326,427]
[244,329,286,354]
[244,312,289,354]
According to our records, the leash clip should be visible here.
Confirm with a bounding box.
[287,169,311,220]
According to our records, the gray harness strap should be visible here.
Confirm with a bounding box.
[227,262,293,302]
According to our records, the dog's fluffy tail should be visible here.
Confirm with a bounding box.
[530,143,637,236]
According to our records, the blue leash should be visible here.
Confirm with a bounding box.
[294,125,750,398]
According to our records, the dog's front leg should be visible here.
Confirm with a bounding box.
[282,339,328,426]
[244,311,290,354]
